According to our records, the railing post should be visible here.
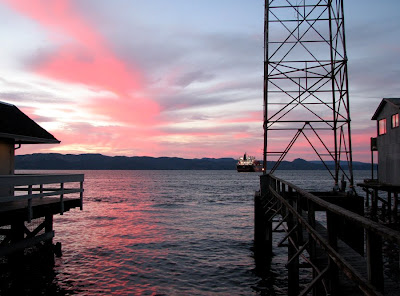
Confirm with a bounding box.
[366,229,384,291]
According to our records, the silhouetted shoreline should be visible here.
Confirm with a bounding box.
[15,153,374,170]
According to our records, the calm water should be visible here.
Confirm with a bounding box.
[8,170,370,295]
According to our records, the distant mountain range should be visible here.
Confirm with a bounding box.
[15,153,374,170]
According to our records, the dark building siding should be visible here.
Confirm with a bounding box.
[375,100,400,185]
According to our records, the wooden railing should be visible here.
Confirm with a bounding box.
[0,174,84,222]
[256,174,400,296]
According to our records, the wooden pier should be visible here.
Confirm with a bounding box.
[0,174,84,257]
[358,180,400,224]
[0,101,85,259]
[255,174,400,296]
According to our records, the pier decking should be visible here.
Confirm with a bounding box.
[358,180,400,224]
[0,173,84,256]
[256,174,400,296]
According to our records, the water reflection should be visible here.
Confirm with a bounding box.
[6,169,375,295]
[49,170,259,295]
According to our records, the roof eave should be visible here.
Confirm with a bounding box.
[0,133,60,144]
[372,98,400,120]
[371,99,387,120]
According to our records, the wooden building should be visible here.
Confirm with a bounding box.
[0,102,60,196]
[358,98,400,224]
[371,98,400,186]
[0,101,83,257]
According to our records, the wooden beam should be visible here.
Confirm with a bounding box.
[0,231,54,256]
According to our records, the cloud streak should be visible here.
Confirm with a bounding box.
[3,0,160,127]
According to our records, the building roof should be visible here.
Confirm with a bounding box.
[0,101,60,144]
[371,98,400,120]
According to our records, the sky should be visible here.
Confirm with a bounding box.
[0,0,399,162]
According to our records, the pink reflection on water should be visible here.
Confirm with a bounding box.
[53,171,168,295]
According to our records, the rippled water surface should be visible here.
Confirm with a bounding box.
[10,170,370,295]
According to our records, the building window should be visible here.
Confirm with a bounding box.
[392,113,399,128]
[378,118,387,135]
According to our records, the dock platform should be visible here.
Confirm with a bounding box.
[256,174,400,296]
[0,174,84,257]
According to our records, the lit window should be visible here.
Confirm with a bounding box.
[378,118,387,135]
[392,113,399,128]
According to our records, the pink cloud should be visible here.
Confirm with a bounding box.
[87,96,160,126]
[36,46,144,95]
[45,123,165,156]
[3,0,160,126]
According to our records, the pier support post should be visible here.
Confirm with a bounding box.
[394,192,398,222]
[287,187,299,296]
[365,190,370,207]
[9,220,25,262]
[387,191,392,223]
[255,174,273,259]
[372,189,378,219]
[44,213,53,246]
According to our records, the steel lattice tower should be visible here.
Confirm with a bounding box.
[263,0,354,190]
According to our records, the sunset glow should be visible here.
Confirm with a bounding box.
[1,0,399,161]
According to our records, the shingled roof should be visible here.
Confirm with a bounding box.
[372,98,400,120]
[0,101,60,144]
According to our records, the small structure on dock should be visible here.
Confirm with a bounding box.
[358,98,400,223]
[371,98,400,186]
[0,101,84,257]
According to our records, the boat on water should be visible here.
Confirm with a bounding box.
[236,153,262,172]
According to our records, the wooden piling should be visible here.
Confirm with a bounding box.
[260,174,400,295]
[287,187,299,296]
[44,213,53,246]
[387,191,392,223]
[0,173,84,258]
[10,220,25,260]
[372,188,378,219]
[255,174,273,257]
[394,192,398,222]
